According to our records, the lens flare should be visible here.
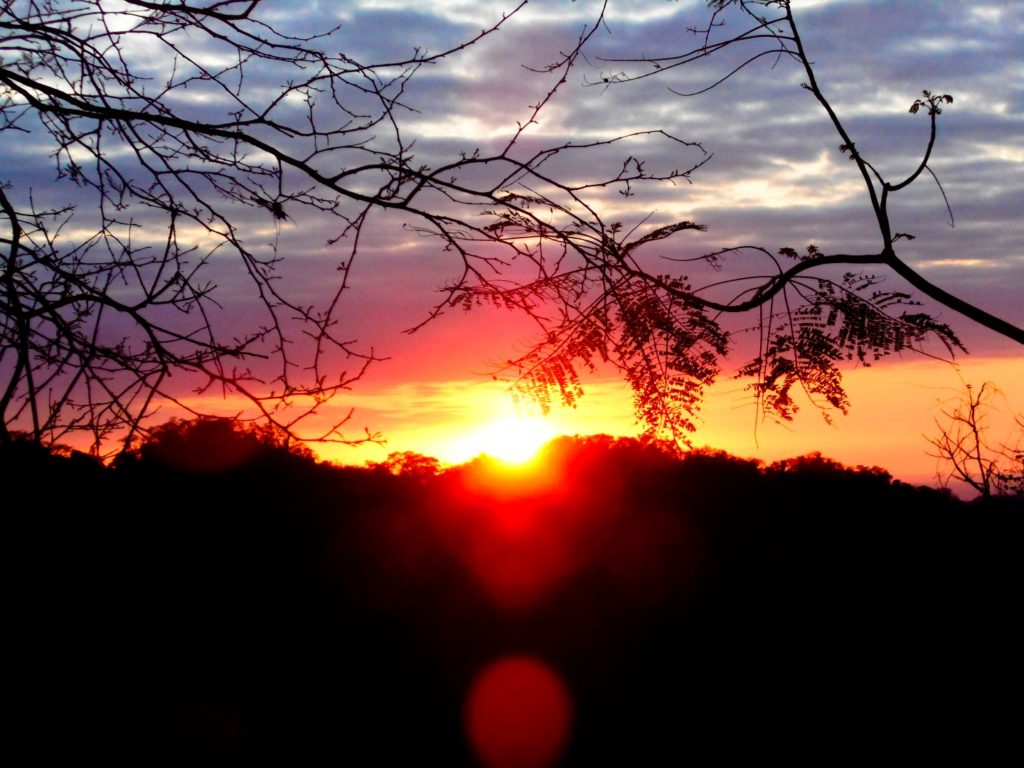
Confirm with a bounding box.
[464,656,573,768]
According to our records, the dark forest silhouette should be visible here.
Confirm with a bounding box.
[7,419,1021,765]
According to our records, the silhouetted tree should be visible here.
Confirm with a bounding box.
[12,423,1019,763]
[120,415,312,472]
[2,0,697,454]
[370,450,442,478]
[927,382,1023,498]
[458,0,1023,441]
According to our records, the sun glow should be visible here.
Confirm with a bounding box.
[454,416,556,464]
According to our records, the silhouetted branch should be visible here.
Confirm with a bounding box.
[2,0,691,453]
[927,382,1023,498]
[4,0,1019,453]
[454,0,1020,440]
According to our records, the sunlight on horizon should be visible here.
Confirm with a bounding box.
[322,356,1024,490]
[448,415,557,465]
[134,355,1023,491]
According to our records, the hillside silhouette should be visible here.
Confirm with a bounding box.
[7,420,1021,765]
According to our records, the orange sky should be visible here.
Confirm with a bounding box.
[284,353,1022,493]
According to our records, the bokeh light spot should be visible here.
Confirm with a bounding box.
[464,656,573,768]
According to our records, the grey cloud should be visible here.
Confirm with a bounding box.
[3,0,1019,393]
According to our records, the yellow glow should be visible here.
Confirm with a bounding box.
[453,416,556,464]
[916,258,990,269]
[143,354,1024,491]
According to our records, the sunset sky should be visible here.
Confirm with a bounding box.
[286,0,1023,484]
[6,0,1022,487]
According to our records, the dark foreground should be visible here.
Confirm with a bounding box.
[8,425,1021,765]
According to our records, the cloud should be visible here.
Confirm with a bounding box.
[3,0,1020,450]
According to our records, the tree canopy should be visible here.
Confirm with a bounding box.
[11,425,1020,761]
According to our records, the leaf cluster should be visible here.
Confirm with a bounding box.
[740,269,965,422]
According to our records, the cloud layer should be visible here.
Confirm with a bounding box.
[3,0,1020,454]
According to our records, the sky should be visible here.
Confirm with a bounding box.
[4,0,1022,486]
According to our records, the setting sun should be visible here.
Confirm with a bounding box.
[454,416,556,464]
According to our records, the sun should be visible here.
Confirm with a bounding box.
[463,416,556,464]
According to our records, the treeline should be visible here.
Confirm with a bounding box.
[6,420,1021,765]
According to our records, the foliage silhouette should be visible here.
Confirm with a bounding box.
[11,426,1021,763]
[368,450,443,479]
[927,381,1024,498]
[118,414,313,473]
[1,0,701,453]
[460,0,1023,441]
